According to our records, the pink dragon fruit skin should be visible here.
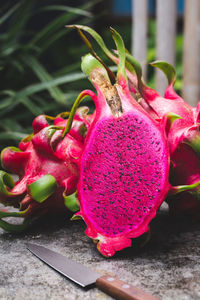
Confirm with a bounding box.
[0,109,92,232]
[63,28,188,257]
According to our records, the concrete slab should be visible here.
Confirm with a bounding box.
[0,207,200,300]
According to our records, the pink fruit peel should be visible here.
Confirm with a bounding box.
[0,109,92,232]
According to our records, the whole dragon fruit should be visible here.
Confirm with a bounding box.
[0,107,92,232]
[64,27,197,257]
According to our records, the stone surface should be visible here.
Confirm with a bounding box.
[0,205,200,300]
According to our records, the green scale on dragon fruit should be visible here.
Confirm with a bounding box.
[0,108,92,232]
[63,26,199,257]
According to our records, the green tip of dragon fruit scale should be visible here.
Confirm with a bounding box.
[81,53,109,80]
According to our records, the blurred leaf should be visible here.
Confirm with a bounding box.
[19,96,43,116]
[0,71,86,114]
[3,1,34,45]
[0,3,20,25]
[41,5,92,17]
[0,131,27,141]
[29,4,92,50]
[0,118,25,132]
[0,97,15,110]
[17,72,86,99]
[22,55,65,104]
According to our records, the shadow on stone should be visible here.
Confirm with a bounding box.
[114,211,200,259]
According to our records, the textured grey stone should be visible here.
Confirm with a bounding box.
[0,206,200,300]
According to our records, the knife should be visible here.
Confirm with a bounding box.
[27,243,159,300]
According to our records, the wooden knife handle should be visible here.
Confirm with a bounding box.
[96,275,160,300]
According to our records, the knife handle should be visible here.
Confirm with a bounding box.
[96,275,160,300]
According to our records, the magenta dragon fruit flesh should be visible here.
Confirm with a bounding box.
[63,26,197,257]
[0,108,92,232]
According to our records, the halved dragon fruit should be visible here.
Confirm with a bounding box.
[63,27,197,257]
[123,56,200,219]
[0,108,92,232]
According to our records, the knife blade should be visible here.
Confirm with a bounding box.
[27,243,159,300]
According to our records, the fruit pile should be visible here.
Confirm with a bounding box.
[0,26,200,257]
